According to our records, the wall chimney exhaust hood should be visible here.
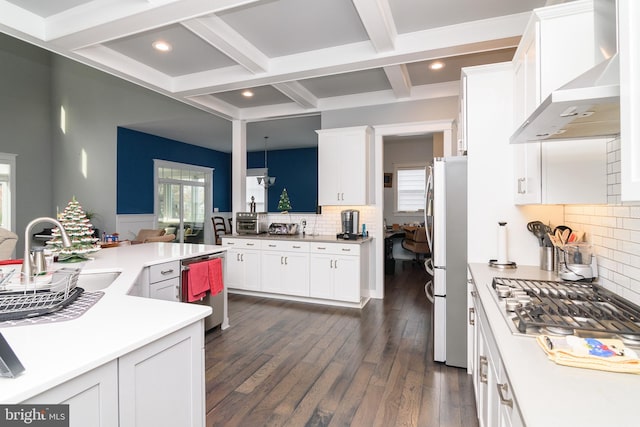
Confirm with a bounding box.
[510,53,620,144]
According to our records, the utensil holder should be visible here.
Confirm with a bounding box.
[540,247,554,271]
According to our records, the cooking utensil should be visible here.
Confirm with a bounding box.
[527,221,551,247]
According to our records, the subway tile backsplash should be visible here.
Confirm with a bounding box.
[264,206,377,237]
[564,136,640,305]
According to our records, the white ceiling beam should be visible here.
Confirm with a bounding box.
[45,0,261,49]
[172,9,526,96]
[0,1,46,39]
[272,82,318,109]
[181,15,268,74]
[238,81,460,121]
[383,64,412,99]
[351,0,397,52]
[186,95,240,120]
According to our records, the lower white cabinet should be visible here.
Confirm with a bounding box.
[25,360,119,427]
[262,241,309,296]
[309,243,361,303]
[223,237,368,304]
[147,260,180,301]
[470,280,524,427]
[24,321,205,427]
[223,239,261,291]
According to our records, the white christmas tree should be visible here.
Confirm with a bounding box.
[46,197,100,261]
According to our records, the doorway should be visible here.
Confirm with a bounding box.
[154,160,213,244]
[373,120,456,299]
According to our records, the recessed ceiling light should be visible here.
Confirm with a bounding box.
[152,40,172,52]
[430,61,444,70]
[242,90,254,98]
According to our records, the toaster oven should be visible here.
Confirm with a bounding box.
[236,212,268,234]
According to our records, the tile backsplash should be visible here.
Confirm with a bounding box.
[265,206,377,237]
[564,136,640,305]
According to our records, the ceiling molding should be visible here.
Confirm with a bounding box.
[272,82,318,109]
[181,15,268,74]
[383,64,411,99]
[186,94,240,120]
[351,0,397,52]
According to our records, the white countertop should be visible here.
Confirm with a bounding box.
[468,263,639,425]
[0,243,226,403]
[223,234,372,244]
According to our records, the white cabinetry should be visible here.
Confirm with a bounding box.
[119,321,205,427]
[148,260,181,301]
[25,321,205,427]
[317,126,373,205]
[25,360,119,427]
[511,0,608,205]
[261,240,309,297]
[620,0,640,201]
[309,243,363,303]
[222,238,261,291]
[470,281,524,427]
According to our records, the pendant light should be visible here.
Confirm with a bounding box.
[257,136,276,188]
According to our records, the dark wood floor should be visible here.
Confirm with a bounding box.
[204,261,478,427]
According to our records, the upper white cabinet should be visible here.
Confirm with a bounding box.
[511,0,609,205]
[513,0,598,129]
[317,126,374,205]
[620,0,640,201]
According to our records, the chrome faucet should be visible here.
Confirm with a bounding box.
[22,217,72,283]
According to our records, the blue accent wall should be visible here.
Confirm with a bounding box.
[248,147,318,212]
[117,127,231,214]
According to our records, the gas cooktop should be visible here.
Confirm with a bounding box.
[490,277,640,346]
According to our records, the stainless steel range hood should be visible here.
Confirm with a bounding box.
[510,53,620,144]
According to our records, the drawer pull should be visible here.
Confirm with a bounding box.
[161,269,174,275]
[292,245,301,249]
[468,307,475,326]
[269,244,276,247]
[246,243,255,246]
[317,247,326,250]
[341,248,351,252]
[479,356,488,384]
[497,383,513,408]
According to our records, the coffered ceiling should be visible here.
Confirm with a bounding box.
[0,0,550,150]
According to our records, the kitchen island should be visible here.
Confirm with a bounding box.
[222,234,372,308]
[0,242,226,427]
[469,263,639,426]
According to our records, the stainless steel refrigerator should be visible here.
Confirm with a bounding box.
[425,156,467,368]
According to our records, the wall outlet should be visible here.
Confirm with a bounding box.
[301,219,307,227]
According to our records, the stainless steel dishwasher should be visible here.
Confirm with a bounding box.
[181,253,225,331]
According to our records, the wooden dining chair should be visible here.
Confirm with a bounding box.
[212,216,227,245]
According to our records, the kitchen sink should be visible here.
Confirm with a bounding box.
[76,271,121,291]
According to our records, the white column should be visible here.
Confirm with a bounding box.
[232,120,247,227]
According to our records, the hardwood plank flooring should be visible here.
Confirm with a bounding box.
[204,261,478,427]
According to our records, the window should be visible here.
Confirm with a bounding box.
[0,153,16,231]
[395,165,426,213]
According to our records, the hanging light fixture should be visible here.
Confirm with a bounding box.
[257,136,276,188]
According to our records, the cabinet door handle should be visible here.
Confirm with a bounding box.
[341,193,344,201]
[241,254,244,262]
[330,260,334,268]
[517,177,526,194]
[471,290,477,297]
[479,355,488,384]
[161,269,174,275]
[284,256,288,265]
[334,259,338,269]
[337,192,340,201]
[497,383,514,408]
[469,307,475,326]
[236,253,240,262]
[281,256,284,265]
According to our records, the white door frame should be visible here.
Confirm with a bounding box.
[372,120,455,299]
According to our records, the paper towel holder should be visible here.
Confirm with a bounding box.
[489,221,517,269]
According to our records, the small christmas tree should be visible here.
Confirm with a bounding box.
[46,197,100,262]
[277,188,292,213]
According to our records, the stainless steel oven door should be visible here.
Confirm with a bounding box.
[236,220,258,234]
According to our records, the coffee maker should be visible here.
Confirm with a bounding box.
[558,243,598,282]
[338,209,360,240]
